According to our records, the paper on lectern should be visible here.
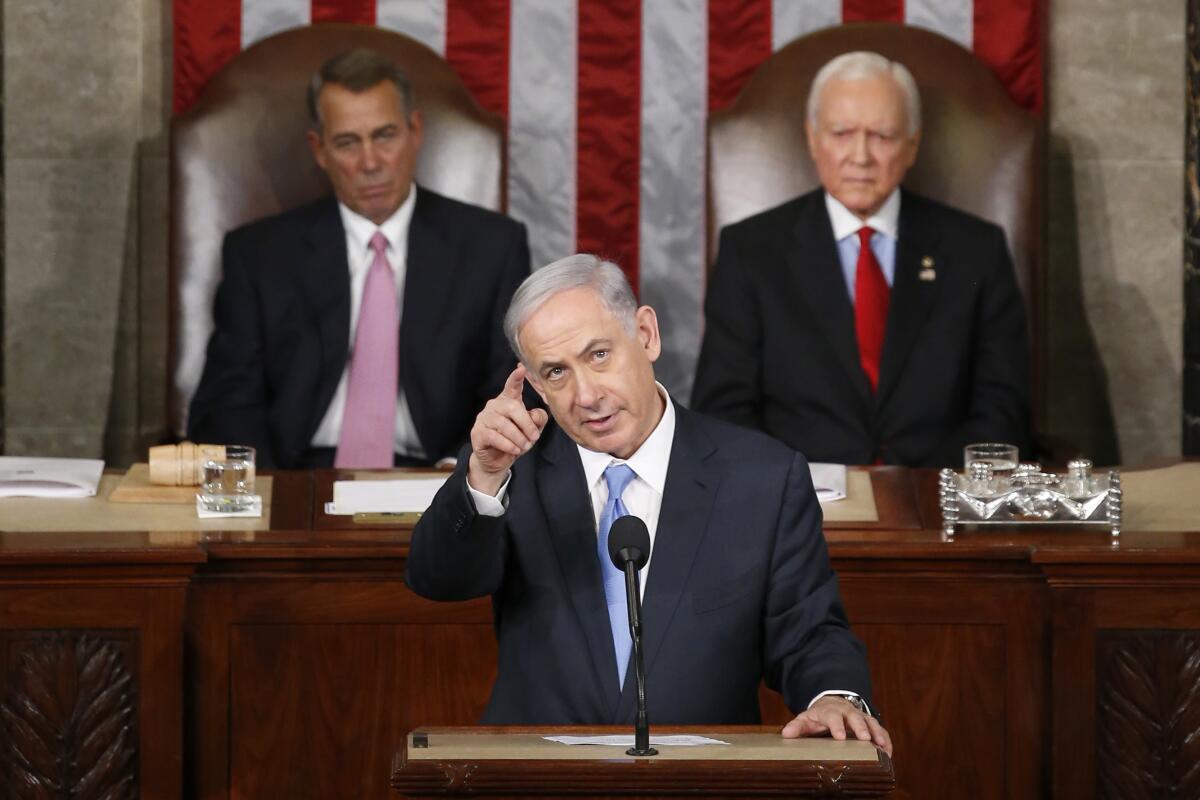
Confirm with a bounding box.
[543,735,729,747]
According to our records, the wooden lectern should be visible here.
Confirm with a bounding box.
[391,727,895,798]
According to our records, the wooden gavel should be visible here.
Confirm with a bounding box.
[148,442,226,486]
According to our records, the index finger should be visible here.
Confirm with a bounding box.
[502,364,529,399]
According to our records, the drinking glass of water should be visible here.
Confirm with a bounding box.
[197,445,257,513]
[963,443,1018,476]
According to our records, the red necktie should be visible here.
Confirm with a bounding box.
[854,227,889,392]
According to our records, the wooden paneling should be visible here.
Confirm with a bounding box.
[228,622,495,799]
[760,567,1046,800]
[1,631,138,796]
[857,622,1007,799]
[0,582,191,799]
[1096,631,1200,799]
[840,572,1047,800]
[189,574,495,800]
[1048,584,1200,798]
[5,467,1200,798]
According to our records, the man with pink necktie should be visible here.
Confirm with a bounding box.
[189,49,529,468]
[694,51,1029,468]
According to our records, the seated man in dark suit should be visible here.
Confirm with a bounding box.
[189,48,529,468]
[693,51,1028,468]
[407,254,891,754]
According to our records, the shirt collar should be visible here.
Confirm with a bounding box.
[824,188,901,243]
[577,382,675,497]
[337,183,418,265]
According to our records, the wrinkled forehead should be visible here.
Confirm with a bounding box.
[317,80,408,127]
[814,74,909,129]
[517,288,623,356]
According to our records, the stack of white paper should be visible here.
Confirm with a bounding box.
[543,734,730,747]
[0,457,105,498]
[327,476,450,515]
[810,462,848,503]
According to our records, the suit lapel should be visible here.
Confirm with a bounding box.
[877,191,942,405]
[400,187,458,452]
[788,195,873,407]
[297,198,352,434]
[615,405,720,723]
[536,427,624,715]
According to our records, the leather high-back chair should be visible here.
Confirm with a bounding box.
[170,23,503,437]
[708,22,1042,310]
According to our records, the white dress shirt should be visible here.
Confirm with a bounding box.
[310,187,426,459]
[469,384,675,600]
[825,189,900,302]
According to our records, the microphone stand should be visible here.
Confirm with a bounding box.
[623,561,657,757]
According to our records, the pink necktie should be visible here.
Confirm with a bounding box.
[335,232,398,468]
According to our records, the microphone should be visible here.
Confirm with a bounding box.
[608,515,651,571]
[608,516,657,757]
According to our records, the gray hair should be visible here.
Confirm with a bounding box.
[307,48,416,128]
[806,51,921,136]
[504,254,638,364]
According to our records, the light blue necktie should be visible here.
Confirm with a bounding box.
[598,463,637,688]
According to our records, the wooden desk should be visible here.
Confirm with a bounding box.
[391,726,895,798]
[2,467,1198,798]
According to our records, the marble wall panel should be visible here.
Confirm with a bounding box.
[3,0,143,458]
[105,147,169,466]
[3,0,140,160]
[137,152,168,445]
[140,0,170,153]
[103,155,144,467]
[4,157,134,456]
[1047,0,1185,464]
[1051,0,1184,162]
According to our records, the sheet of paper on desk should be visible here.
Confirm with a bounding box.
[0,457,105,498]
[810,462,847,503]
[544,734,729,747]
[328,476,450,515]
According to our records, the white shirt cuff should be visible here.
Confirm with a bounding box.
[467,471,511,517]
[807,690,871,716]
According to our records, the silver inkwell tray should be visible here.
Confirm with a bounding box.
[939,456,1122,542]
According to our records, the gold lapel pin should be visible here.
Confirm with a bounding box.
[919,256,936,281]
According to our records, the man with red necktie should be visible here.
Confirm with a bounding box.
[694,51,1029,468]
[189,49,530,469]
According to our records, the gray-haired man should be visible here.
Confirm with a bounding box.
[694,50,1029,468]
[408,254,891,755]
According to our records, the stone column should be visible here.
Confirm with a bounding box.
[2,1,143,457]
[1047,0,1184,465]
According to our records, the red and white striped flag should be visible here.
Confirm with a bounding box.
[173,0,1042,400]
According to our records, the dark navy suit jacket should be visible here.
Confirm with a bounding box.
[188,186,529,467]
[406,402,872,725]
[693,188,1029,468]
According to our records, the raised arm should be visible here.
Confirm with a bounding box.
[406,365,548,601]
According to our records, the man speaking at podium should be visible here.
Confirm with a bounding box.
[407,255,891,755]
